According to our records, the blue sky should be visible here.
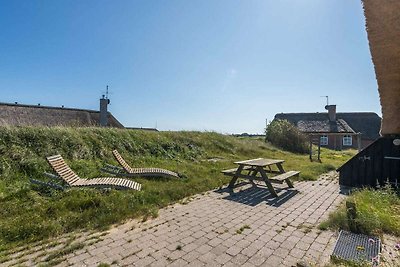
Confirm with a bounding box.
[0,0,380,133]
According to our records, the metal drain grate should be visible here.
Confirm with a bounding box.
[332,231,381,264]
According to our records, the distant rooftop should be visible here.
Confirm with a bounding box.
[0,102,124,128]
[275,112,381,140]
[125,127,158,132]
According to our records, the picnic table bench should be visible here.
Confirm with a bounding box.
[222,158,300,197]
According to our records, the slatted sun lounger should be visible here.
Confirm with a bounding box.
[102,150,180,179]
[46,154,142,191]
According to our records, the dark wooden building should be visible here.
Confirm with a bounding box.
[338,137,400,188]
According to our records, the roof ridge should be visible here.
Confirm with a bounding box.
[337,119,356,133]
[0,101,125,128]
[276,112,379,115]
[0,102,99,113]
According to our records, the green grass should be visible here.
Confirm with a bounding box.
[319,187,400,236]
[0,126,354,252]
[44,242,85,262]
[236,225,251,234]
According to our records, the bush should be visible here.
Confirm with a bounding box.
[265,120,308,154]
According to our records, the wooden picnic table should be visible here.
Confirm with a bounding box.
[222,158,300,197]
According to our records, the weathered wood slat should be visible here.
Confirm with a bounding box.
[234,158,285,167]
[96,178,105,184]
[270,171,300,181]
[136,183,142,191]
[47,155,62,161]
[58,168,75,177]
[50,161,70,169]
[221,166,253,175]
[50,159,67,166]
[68,178,80,185]
[222,172,261,180]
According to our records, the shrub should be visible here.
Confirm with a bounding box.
[265,120,308,154]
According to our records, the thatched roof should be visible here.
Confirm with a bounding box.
[274,112,381,140]
[0,102,124,128]
[363,0,400,135]
[296,119,355,134]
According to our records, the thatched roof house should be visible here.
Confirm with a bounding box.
[274,105,381,150]
[276,113,355,134]
[0,102,124,128]
[275,112,381,141]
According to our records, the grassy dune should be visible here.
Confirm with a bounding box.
[0,127,354,252]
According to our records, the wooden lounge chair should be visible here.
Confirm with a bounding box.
[102,150,180,179]
[46,155,142,191]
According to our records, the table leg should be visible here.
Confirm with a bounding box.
[286,179,294,188]
[276,163,294,188]
[258,167,278,197]
[249,169,258,186]
[276,163,285,173]
[228,165,244,188]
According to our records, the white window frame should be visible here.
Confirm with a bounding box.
[320,135,328,146]
[343,135,352,146]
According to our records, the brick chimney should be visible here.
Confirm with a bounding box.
[325,105,336,122]
[99,95,110,127]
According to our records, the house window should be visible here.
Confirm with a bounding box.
[343,135,352,146]
[320,135,328,146]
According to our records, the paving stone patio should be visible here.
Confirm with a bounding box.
[2,172,378,266]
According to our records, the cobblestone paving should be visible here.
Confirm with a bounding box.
[380,235,400,267]
[2,173,353,266]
